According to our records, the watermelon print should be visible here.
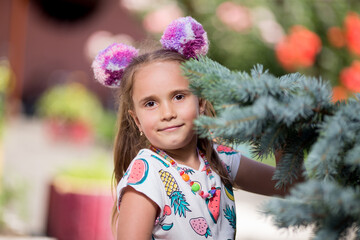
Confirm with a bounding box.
[116,145,239,238]
[128,158,149,185]
[217,145,238,155]
[151,154,170,167]
[206,187,221,223]
[189,217,212,238]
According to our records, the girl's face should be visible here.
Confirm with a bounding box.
[129,61,205,151]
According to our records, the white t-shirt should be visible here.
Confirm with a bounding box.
[117,144,241,240]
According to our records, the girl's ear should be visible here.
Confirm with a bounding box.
[199,98,207,114]
[128,110,143,132]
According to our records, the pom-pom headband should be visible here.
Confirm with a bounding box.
[161,16,209,59]
[92,43,139,88]
[92,16,209,88]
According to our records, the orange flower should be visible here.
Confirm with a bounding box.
[327,27,345,48]
[344,12,360,56]
[275,25,322,71]
[340,61,360,92]
[331,86,348,102]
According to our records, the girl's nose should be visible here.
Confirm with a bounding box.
[161,102,176,121]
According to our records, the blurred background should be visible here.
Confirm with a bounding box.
[1,0,360,239]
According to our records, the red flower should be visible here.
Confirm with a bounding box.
[275,25,322,71]
[345,12,360,56]
[327,27,346,48]
[340,61,360,92]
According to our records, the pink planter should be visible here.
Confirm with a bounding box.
[46,184,114,240]
[45,119,93,144]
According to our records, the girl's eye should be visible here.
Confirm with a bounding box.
[145,101,156,108]
[174,94,185,101]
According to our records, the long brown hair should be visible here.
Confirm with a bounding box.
[111,48,232,229]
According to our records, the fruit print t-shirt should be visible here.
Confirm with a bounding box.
[116,144,241,240]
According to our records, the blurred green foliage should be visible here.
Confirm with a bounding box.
[95,110,117,147]
[57,154,112,181]
[0,178,27,234]
[179,0,360,85]
[53,154,113,193]
[36,82,103,125]
[128,0,360,89]
[36,82,116,146]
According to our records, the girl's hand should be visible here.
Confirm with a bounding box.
[116,186,159,240]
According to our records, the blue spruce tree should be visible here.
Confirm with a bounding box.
[182,56,360,240]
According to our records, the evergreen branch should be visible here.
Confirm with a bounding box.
[272,131,307,189]
[183,58,360,238]
[306,99,360,182]
[263,180,360,239]
[251,126,286,160]
[345,145,360,169]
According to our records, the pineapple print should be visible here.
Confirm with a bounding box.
[159,170,191,217]
[159,169,179,196]
[223,205,236,229]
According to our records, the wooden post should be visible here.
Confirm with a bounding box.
[8,0,30,115]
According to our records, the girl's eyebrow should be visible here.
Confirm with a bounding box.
[139,95,155,105]
[138,89,192,105]
[172,89,192,95]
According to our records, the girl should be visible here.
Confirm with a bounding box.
[93,17,294,240]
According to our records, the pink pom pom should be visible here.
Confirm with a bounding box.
[160,16,209,59]
[92,43,139,88]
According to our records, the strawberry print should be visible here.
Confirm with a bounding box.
[189,217,212,238]
[117,142,239,238]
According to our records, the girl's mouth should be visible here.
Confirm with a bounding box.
[159,124,184,132]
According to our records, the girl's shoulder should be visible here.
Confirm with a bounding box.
[117,149,168,212]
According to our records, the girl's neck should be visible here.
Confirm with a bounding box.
[159,138,200,170]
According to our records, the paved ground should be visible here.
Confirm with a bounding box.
[2,116,312,239]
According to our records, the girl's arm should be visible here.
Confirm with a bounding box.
[116,186,159,240]
[234,152,303,197]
